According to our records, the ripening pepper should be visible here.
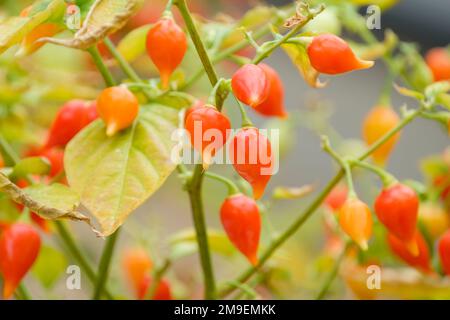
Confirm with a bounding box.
[229,127,273,199]
[307,34,374,75]
[146,17,187,88]
[185,105,231,169]
[375,183,420,256]
[220,194,261,265]
[338,197,373,250]
[0,223,41,299]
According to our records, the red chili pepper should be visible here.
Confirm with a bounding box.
[324,184,348,212]
[0,223,41,299]
[252,64,288,118]
[96,86,139,136]
[220,193,261,265]
[387,230,433,273]
[229,127,273,199]
[146,17,187,89]
[425,48,450,82]
[307,34,374,75]
[185,105,231,169]
[362,106,400,166]
[231,64,270,108]
[338,197,373,250]
[375,183,419,256]
[184,100,204,124]
[45,100,98,149]
[438,230,450,275]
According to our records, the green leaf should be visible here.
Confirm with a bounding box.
[169,229,236,257]
[32,245,67,288]
[281,42,326,88]
[24,183,81,214]
[10,156,51,179]
[40,0,144,50]
[0,0,65,54]
[117,24,151,62]
[64,104,179,236]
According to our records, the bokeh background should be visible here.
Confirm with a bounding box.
[0,0,449,300]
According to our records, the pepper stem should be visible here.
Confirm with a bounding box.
[351,159,397,187]
[204,172,240,196]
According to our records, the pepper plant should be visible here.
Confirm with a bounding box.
[0,0,449,300]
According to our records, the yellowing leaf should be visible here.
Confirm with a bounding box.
[64,104,179,236]
[282,42,326,88]
[40,0,144,50]
[0,0,65,54]
[117,24,151,62]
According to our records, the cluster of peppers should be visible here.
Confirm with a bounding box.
[1,2,450,300]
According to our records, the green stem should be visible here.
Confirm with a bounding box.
[352,160,397,187]
[188,166,217,299]
[252,5,325,64]
[316,241,351,300]
[176,0,218,88]
[15,283,31,300]
[145,259,171,299]
[92,230,120,300]
[175,0,219,299]
[205,171,240,195]
[343,162,356,198]
[87,46,116,87]
[218,105,425,298]
[54,221,114,299]
[235,97,253,127]
[103,38,152,100]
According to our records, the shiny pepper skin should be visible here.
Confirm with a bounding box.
[146,18,187,89]
[375,183,419,256]
[220,194,261,265]
[97,86,139,136]
[45,100,98,148]
[438,230,450,275]
[231,64,270,108]
[307,34,374,75]
[252,64,288,118]
[362,106,400,166]
[0,223,41,299]
[230,127,273,199]
[425,48,450,82]
[185,105,231,168]
[387,231,432,273]
[338,197,373,250]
